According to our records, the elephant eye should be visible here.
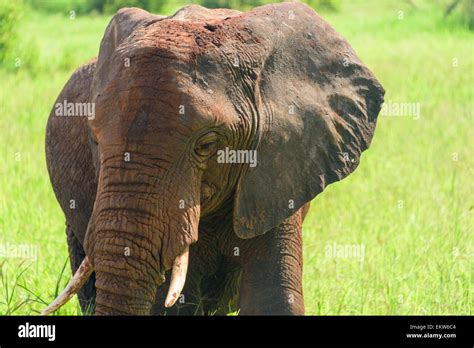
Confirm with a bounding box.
[195,132,218,157]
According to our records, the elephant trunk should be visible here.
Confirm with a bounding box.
[42,159,199,315]
[86,196,165,315]
[91,229,190,314]
[94,279,154,315]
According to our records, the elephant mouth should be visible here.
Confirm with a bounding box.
[40,246,190,315]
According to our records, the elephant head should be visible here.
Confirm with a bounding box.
[43,3,384,315]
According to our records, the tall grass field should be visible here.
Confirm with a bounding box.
[0,0,472,315]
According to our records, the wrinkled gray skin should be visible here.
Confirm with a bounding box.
[45,3,384,315]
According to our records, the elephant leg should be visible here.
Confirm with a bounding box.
[238,207,305,315]
[66,224,96,314]
[45,60,98,314]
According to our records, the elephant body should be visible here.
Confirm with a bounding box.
[46,55,309,316]
[45,3,383,315]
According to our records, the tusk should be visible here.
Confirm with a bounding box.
[164,246,189,308]
[41,256,93,315]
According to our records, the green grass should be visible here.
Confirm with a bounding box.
[0,0,472,315]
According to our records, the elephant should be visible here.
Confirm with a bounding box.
[43,2,384,316]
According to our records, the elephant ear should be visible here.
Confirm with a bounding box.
[232,3,385,238]
[91,8,163,99]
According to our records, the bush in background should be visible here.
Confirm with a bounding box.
[25,0,341,14]
[0,0,21,63]
[0,0,40,73]
[198,0,339,11]
[2,0,471,75]
[443,0,474,30]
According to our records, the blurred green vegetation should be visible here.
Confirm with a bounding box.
[18,0,473,23]
[0,0,473,73]
[0,0,21,63]
[25,0,168,14]
[448,0,474,29]
[23,0,340,14]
